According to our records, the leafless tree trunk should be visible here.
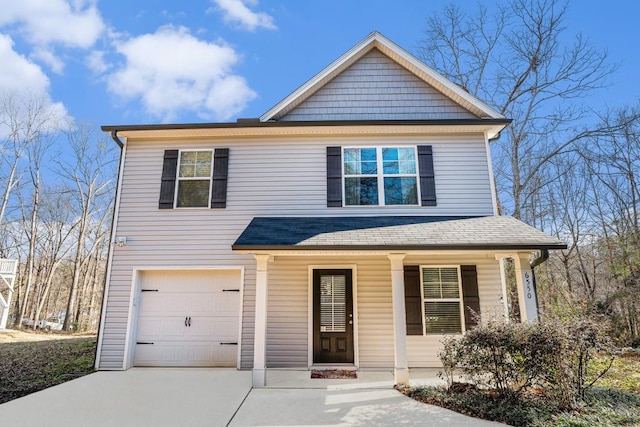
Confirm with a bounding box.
[9,95,64,327]
[59,124,116,331]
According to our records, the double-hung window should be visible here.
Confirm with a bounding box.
[421,266,464,334]
[176,150,213,208]
[343,147,419,206]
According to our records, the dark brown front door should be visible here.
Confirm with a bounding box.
[313,269,354,364]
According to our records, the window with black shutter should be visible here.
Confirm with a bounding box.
[403,266,423,335]
[158,148,229,209]
[461,265,481,329]
[326,145,437,207]
[405,265,480,335]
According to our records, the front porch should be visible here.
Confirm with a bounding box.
[232,216,567,387]
[258,368,444,389]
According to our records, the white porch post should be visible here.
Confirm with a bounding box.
[388,253,409,386]
[252,254,271,387]
[513,252,538,323]
[496,256,510,321]
[0,259,18,330]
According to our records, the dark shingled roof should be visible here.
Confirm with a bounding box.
[232,216,567,251]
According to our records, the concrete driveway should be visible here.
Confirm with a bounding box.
[0,368,504,426]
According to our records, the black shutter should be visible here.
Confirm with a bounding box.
[327,146,342,207]
[404,266,424,335]
[417,145,436,206]
[211,148,229,208]
[159,149,178,209]
[461,265,481,329]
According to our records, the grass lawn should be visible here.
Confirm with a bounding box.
[401,351,640,427]
[0,332,96,404]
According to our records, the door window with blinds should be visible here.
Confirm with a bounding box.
[421,266,464,334]
[320,274,346,332]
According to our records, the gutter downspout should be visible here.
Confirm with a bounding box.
[94,129,124,368]
[110,129,124,148]
[530,249,549,317]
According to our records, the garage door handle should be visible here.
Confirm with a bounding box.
[137,342,154,345]
[220,342,238,345]
[223,289,240,292]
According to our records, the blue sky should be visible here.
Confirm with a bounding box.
[0,0,638,128]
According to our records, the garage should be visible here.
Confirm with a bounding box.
[133,269,241,367]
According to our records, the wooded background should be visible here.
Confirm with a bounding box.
[1,0,638,344]
[0,94,117,331]
[419,0,640,345]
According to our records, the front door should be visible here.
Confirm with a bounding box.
[313,269,354,364]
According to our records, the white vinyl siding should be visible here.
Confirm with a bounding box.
[280,49,478,121]
[98,133,495,369]
[262,255,503,369]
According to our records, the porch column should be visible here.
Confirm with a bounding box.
[496,256,510,321]
[513,252,538,323]
[388,253,409,386]
[252,254,271,387]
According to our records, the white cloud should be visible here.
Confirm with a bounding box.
[0,0,105,73]
[0,0,104,48]
[85,50,109,75]
[107,26,257,122]
[0,34,50,94]
[0,34,71,137]
[31,47,65,74]
[211,0,277,31]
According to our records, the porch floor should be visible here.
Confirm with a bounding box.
[264,368,445,389]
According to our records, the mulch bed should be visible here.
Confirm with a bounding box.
[311,369,357,379]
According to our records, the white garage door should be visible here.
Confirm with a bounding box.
[134,269,241,367]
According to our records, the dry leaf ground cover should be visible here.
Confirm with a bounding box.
[401,352,640,426]
[0,330,96,404]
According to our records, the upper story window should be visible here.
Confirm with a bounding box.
[159,148,229,210]
[177,150,213,208]
[421,266,464,334]
[343,147,419,206]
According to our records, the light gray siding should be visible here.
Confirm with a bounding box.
[280,49,478,121]
[98,133,495,369]
[264,254,503,368]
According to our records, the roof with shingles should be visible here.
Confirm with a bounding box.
[232,216,567,251]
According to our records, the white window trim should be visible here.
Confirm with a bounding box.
[174,149,214,209]
[419,265,465,335]
[342,146,421,207]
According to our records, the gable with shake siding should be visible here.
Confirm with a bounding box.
[280,49,478,122]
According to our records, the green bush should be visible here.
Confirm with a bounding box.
[439,317,615,407]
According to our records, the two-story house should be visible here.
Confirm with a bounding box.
[96,32,565,387]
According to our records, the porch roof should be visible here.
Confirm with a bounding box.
[232,215,567,251]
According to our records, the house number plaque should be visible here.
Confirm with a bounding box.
[521,270,538,322]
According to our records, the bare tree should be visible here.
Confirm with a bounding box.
[8,95,67,327]
[418,0,617,219]
[57,124,116,331]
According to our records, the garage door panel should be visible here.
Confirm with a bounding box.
[137,316,189,340]
[135,342,237,367]
[140,270,240,293]
[134,270,241,367]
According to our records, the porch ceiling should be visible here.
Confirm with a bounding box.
[232,216,567,252]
